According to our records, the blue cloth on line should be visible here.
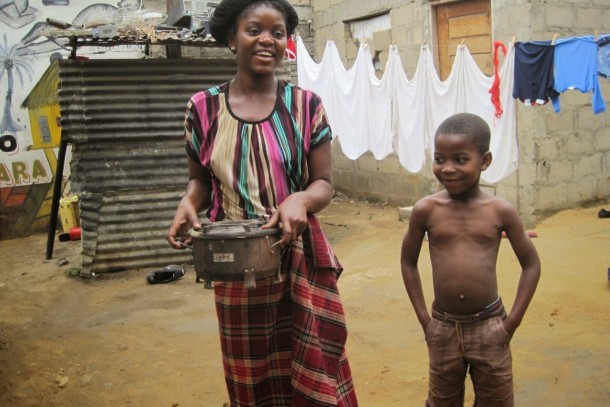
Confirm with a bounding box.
[552,35,606,115]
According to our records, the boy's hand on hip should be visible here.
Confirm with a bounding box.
[502,317,518,340]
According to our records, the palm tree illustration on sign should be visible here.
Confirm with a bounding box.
[0,33,34,138]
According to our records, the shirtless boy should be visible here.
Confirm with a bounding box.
[400,113,541,407]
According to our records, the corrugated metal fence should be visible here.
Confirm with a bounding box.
[58,58,292,276]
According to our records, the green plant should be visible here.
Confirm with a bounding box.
[64,267,81,277]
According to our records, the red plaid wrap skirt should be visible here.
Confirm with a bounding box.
[214,215,358,406]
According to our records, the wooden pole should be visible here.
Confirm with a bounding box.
[46,139,68,260]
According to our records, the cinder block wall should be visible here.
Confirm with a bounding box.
[308,0,610,227]
[495,0,610,225]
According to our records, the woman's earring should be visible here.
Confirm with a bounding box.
[230,47,236,54]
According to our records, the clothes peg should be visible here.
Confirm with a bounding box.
[511,36,516,45]
[551,33,557,45]
[460,38,465,46]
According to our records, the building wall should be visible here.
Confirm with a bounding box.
[308,0,610,227]
[498,0,610,225]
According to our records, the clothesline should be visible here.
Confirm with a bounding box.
[513,34,608,113]
[311,32,609,59]
[324,32,610,49]
[296,37,518,184]
[296,33,609,184]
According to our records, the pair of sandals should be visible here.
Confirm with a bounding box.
[146,265,186,284]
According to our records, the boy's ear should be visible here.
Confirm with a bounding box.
[481,151,493,171]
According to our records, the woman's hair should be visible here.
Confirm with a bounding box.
[210,0,299,46]
[435,113,491,155]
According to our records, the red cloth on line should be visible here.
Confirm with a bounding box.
[214,215,358,406]
[489,40,507,118]
[285,35,297,61]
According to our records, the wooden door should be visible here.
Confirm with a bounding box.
[435,0,492,80]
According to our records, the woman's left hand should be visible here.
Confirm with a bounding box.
[261,139,334,247]
[263,192,309,246]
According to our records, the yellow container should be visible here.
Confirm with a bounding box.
[59,195,80,233]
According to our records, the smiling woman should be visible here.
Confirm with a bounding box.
[166,1,359,406]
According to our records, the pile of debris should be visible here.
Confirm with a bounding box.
[40,0,220,45]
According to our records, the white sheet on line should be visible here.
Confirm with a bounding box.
[296,38,518,183]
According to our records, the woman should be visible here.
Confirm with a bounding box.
[166,1,358,405]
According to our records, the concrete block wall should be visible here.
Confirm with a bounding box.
[309,0,610,227]
[499,0,610,225]
[331,144,438,207]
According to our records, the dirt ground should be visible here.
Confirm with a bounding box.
[1,197,609,407]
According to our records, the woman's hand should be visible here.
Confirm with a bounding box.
[167,159,212,249]
[167,196,202,249]
[263,192,309,246]
[262,140,334,246]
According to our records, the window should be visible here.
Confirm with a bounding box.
[348,13,391,42]
[346,12,391,73]
[38,116,51,143]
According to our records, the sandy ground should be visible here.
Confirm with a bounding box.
[1,197,609,407]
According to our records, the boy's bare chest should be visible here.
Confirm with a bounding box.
[427,208,501,244]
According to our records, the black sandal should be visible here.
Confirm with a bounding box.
[146,265,186,284]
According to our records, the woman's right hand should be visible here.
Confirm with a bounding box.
[168,159,212,249]
[167,196,202,249]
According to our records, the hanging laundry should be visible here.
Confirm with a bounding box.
[295,37,518,183]
[296,39,393,160]
[285,35,297,61]
[485,45,518,184]
[297,39,344,141]
[489,40,508,118]
[390,44,427,173]
[552,36,606,115]
[512,41,559,105]
[598,34,610,79]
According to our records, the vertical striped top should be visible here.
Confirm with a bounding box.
[184,80,332,221]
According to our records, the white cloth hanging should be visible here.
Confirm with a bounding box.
[485,44,518,183]
[296,37,518,183]
[389,44,427,173]
[297,40,393,159]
